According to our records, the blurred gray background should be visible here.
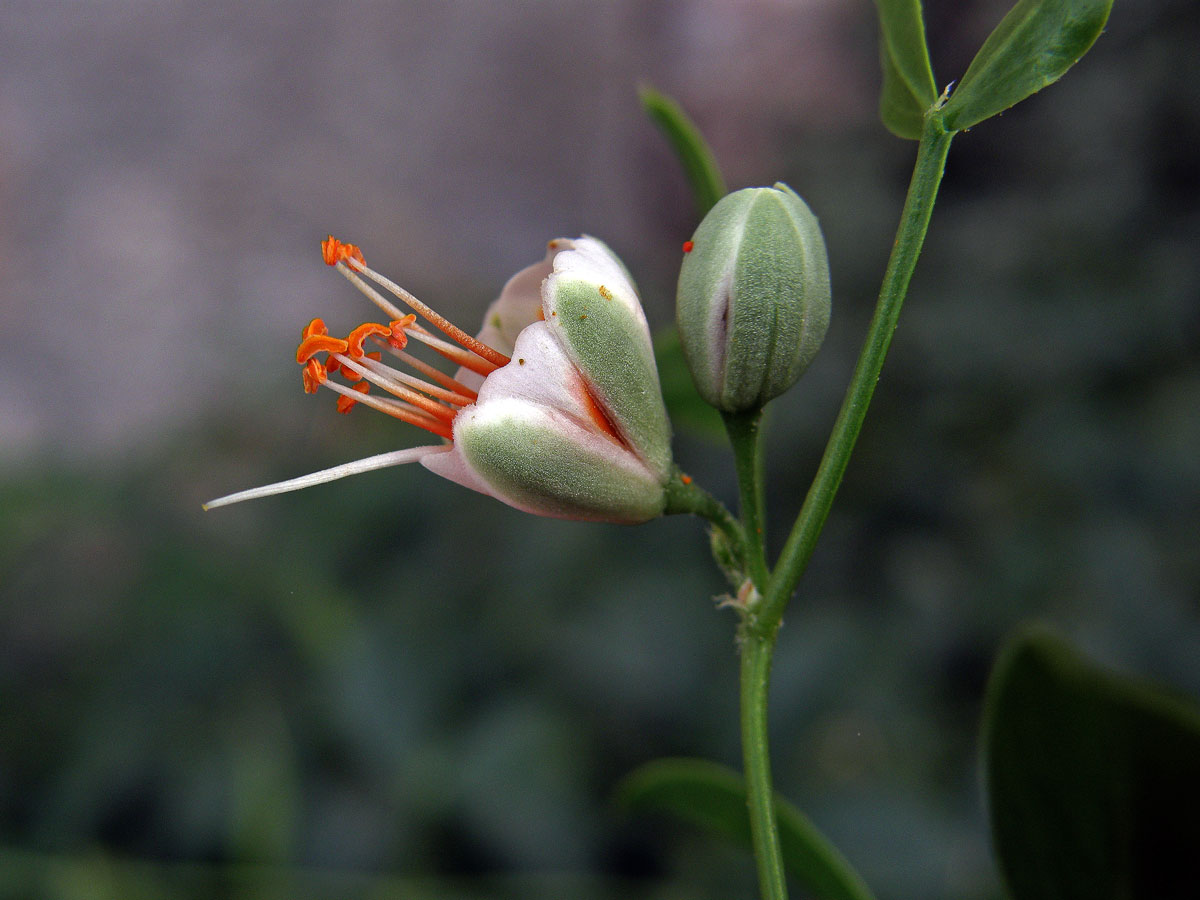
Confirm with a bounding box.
[1,1,1197,899]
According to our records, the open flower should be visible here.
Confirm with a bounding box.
[204,235,673,523]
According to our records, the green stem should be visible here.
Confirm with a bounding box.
[663,468,747,573]
[724,409,786,899]
[723,410,770,589]
[760,112,955,628]
[740,623,787,900]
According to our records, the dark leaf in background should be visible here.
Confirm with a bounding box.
[639,85,727,219]
[984,626,1200,900]
[654,327,726,444]
[618,757,876,900]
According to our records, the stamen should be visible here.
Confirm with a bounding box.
[345,258,511,368]
[336,381,370,414]
[321,379,454,438]
[339,351,381,384]
[346,322,391,358]
[332,354,459,421]
[403,327,499,377]
[302,317,329,339]
[388,315,417,349]
[336,264,410,322]
[321,235,364,267]
[382,346,479,400]
[202,445,453,510]
[302,358,326,394]
[297,333,350,364]
[354,354,476,406]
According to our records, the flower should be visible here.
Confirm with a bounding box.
[204,235,673,523]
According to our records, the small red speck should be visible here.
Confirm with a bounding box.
[681,474,693,485]
[682,241,694,253]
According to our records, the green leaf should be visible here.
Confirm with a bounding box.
[942,0,1114,131]
[984,626,1200,900]
[654,327,726,443]
[639,85,727,218]
[873,0,939,113]
[878,41,928,140]
[618,758,876,900]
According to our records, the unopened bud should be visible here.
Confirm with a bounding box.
[676,183,831,412]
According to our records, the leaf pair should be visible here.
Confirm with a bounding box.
[874,0,1114,138]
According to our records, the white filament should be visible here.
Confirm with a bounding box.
[202,445,451,510]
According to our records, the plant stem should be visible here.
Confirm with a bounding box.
[740,622,787,900]
[662,468,748,573]
[723,408,787,899]
[723,410,770,589]
[760,112,955,628]
[733,111,953,900]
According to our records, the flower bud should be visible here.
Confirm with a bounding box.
[676,182,831,412]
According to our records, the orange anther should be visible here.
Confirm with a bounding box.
[681,474,693,485]
[302,317,329,339]
[388,315,417,349]
[321,235,365,267]
[336,381,370,414]
[296,333,350,364]
[347,322,391,358]
[301,358,327,393]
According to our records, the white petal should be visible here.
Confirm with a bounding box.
[456,252,554,390]
[473,321,598,428]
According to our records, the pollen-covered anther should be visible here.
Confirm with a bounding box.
[336,381,370,414]
[297,333,350,364]
[321,235,365,267]
[347,322,391,358]
[301,358,327,394]
[387,315,417,349]
[302,317,329,339]
[339,351,380,384]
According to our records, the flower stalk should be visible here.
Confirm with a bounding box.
[726,109,954,900]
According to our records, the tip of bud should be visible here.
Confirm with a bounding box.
[321,235,365,267]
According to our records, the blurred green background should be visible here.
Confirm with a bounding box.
[1,1,1197,898]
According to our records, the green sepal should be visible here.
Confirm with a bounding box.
[456,398,666,524]
[548,275,673,482]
